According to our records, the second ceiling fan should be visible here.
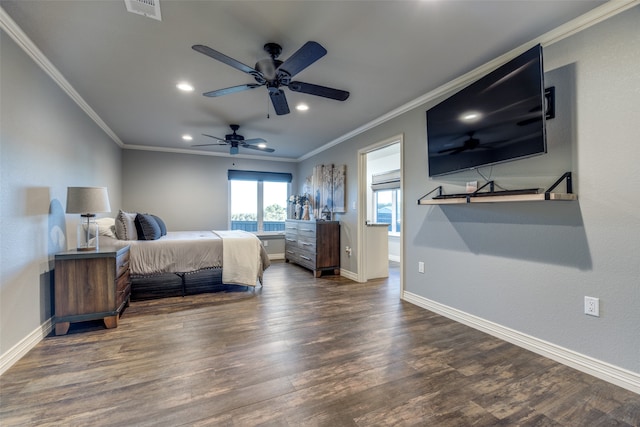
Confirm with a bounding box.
[192,124,274,155]
[192,41,350,115]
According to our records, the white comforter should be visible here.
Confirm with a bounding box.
[99,230,269,286]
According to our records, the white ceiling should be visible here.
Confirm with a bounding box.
[1,0,608,161]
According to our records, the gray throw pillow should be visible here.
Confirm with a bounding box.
[135,213,162,240]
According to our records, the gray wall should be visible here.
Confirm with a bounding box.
[0,30,122,355]
[122,149,297,232]
[301,7,640,374]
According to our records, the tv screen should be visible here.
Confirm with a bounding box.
[426,44,547,177]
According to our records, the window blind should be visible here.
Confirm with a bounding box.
[371,169,400,191]
[228,170,292,183]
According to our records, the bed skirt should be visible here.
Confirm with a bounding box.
[130,267,241,300]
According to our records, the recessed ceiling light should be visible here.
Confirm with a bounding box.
[182,134,193,141]
[460,111,481,122]
[296,103,309,111]
[176,82,194,92]
[257,143,267,148]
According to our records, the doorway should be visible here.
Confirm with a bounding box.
[357,135,403,295]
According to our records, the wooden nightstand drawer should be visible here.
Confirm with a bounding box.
[116,250,130,279]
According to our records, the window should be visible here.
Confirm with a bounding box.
[371,169,401,234]
[228,170,292,233]
[375,189,401,234]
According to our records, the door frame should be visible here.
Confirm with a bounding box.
[357,134,404,296]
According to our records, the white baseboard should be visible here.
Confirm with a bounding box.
[340,268,359,282]
[268,252,285,260]
[0,318,54,376]
[402,291,640,395]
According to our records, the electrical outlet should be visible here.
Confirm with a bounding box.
[263,240,268,247]
[584,296,600,317]
[418,261,425,273]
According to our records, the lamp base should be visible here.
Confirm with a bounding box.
[77,216,99,252]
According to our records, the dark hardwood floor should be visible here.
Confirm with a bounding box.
[1,261,639,426]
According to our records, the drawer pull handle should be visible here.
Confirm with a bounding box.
[286,238,297,242]
[302,242,313,246]
[300,255,311,261]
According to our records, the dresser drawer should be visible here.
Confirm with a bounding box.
[296,223,316,237]
[297,238,316,253]
[296,252,316,271]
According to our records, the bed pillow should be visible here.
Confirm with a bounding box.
[95,217,117,238]
[151,214,167,236]
[115,210,138,240]
[135,213,162,240]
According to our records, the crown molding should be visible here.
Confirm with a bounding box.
[123,144,297,163]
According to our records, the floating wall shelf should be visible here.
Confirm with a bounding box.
[418,172,577,205]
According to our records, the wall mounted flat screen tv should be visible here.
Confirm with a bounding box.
[426,44,547,177]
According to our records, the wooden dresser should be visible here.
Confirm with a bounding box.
[54,245,130,335]
[285,219,340,277]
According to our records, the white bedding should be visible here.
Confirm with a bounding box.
[213,230,261,287]
[99,230,269,286]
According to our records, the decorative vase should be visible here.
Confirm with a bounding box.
[294,203,301,219]
[302,203,310,220]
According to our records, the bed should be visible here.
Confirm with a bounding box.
[97,213,270,300]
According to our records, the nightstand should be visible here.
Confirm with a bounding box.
[54,245,131,335]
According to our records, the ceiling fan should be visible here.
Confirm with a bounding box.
[192,124,274,155]
[192,41,350,115]
[438,132,484,155]
[438,131,511,155]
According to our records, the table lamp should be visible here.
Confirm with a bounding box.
[66,187,111,251]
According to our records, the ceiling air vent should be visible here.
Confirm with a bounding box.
[124,0,162,21]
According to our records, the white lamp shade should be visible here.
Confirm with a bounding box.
[66,187,111,214]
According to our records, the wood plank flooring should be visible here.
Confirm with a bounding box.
[1,261,639,426]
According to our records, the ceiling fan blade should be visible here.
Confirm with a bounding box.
[192,45,261,77]
[191,143,227,147]
[201,134,226,143]
[448,147,468,155]
[244,144,275,153]
[288,81,350,101]
[243,138,267,145]
[203,84,262,97]
[278,41,327,78]
[437,147,461,154]
[269,88,290,115]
